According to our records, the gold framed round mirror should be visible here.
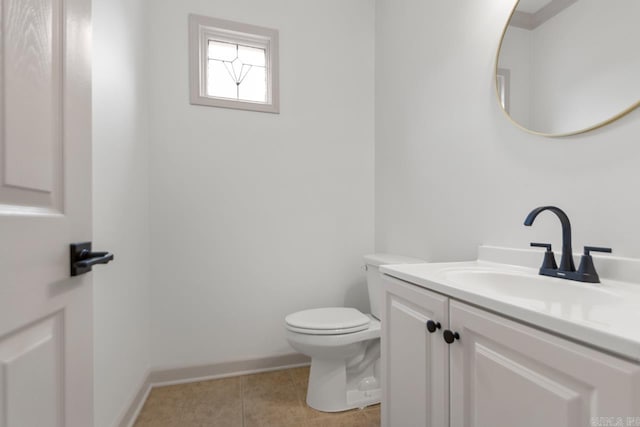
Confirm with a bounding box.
[495,0,640,137]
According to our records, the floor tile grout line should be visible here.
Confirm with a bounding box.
[240,374,246,427]
[289,367,315,423]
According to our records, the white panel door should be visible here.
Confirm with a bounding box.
[449,301,640,427]
[0,0,93,425]
[381,276,449,427]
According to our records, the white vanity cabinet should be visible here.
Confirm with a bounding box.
[381,275,450,427]
[382,275,640,427]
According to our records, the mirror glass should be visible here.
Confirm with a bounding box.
[496,0,640,136]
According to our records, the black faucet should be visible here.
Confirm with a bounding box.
[524,206,611,283]
[524,206,575,272]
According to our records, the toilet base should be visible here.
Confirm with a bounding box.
[345,387,382,410]
[306,357,381,412]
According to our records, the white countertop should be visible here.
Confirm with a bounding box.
[381,248,640,363]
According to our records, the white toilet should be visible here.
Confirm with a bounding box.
[285,254,423,412]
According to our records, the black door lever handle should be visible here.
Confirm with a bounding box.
[70,242,115,276]
[75,250,114,268]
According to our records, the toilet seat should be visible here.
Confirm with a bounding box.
[285,307,370,335]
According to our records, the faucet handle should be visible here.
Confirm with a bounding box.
[531,242,552,251]
[530,243,558,270]
[577,246,612,283]
[584,246,612,256]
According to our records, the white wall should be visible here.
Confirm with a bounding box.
[148,0,375,369]
[92,0,151,425]
[375,0,640,263]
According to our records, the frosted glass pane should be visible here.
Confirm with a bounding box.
[207,60,237,99]
[238,45,266,66]
[208,41,237,61]
[239,66,266,102]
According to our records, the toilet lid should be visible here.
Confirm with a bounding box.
[285,308,370,334]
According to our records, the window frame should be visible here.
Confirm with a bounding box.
[189,14,280,114]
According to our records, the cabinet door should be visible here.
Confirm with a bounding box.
[449,301,640,427]
[381,276,449,427]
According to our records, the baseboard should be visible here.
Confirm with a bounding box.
[116,369,152,427]
[116,353,310,427]
[149,352,310,386]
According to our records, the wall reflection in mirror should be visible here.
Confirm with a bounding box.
[496,0,640,136]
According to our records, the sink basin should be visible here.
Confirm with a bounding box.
[441,268,622,307]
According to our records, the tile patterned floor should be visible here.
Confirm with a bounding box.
[134,366,380,427]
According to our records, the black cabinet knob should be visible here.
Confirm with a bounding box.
[426,320,441,333]
[443,330,460,344]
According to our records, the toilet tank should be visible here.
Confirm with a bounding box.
[363,254,424,319]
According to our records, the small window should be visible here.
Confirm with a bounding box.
[189,14,279,113]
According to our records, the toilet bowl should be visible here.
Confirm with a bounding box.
[285,254,423,412]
